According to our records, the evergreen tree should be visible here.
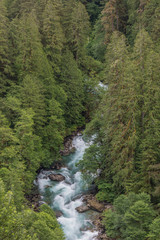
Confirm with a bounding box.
[42,98,65,167]
[102,0,127,43]
[133,30,160,197]
[0,178,64,239]
[11,11,53,82]
[15,109,44,191]
[148,216,160,240]
[18,74,46,134]
[0,111,19,167]
[87,17,106,61]
[42,0,65,76]
[0,111,25,208]
[103,193,155,240]
[60,50,85,129]
[0,0,11,96]
[63,0,90,62]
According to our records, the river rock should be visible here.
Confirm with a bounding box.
[43,176,48,179]
[83,194,94,202]
[70,146,76,153]
[76,205,90,213]
[87,199,105,212]
[60,135,76,156]
[51,162,65,170]
[55,210,63,218]
[49,174,65,181]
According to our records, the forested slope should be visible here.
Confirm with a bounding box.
[0,0,160,239]
[78,0,160,239]
[0,0,100,238]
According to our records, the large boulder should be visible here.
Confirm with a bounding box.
[49,174,65,181]
[87,199,105,212]
[51,162,65,170]
[76,205,90,213]
[55,210,63,218]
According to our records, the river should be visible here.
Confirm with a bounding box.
[37,134,99,240]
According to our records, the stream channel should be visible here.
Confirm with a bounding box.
[37,133,99,240]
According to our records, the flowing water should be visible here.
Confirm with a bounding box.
[37,134,99,240]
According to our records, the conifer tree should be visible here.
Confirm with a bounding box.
[42,0,65,76]
[102,0,127,43]
[63,0,90,62]
[133,29,160,197]
[60,50,85,129]
[0,0,11,96]
[42,98,65,167]
[0,111,25,207]
[15,109,44,191]
[99,32,137,194]
[18,74,46,134]
[11,11,53,82]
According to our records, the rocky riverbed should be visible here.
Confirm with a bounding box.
[30,133,112,240]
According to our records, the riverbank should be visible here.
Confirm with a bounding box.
[28,132,112,240]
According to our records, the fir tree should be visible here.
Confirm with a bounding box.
[42,0,65,76]
[0,0,11,96]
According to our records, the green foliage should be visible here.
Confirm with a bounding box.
[148,216,160,240]
[1,0,160,238]
[78,144,102,175]
[103,193,156,240]
[0,0,12,96]
[96,182,115,202]
[31,205,65,240]
[15,109,44,191]
[42,98,65,167]
[87,17,106,61]
[18,74,46,134]
[63,0,90,62]
[81,25,160,204]
[80,0,103,25]
[0,178,64,240]
[0,111,19,166]
[60,50,85,128]
[42,0,65,76]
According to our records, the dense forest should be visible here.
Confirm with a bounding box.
[0,0,160,239]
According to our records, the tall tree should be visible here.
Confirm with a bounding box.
[0,0,11,96]
[60,50,85,129]
[63,0,90,62]
[18,74,46,134]
[15,109,44,191]
[42,0,65,76]
[102,0,127,43]
[133,29,160,197]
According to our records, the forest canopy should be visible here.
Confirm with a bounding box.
[0,0,160,239]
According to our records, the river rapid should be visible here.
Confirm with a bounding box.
[37,134,99,240]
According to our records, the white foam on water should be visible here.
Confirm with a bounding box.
[37,173,50,193]
[78,230,99,240]
[37,135,99,240]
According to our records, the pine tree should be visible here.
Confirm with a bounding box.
[100,32,137,194]
[63,0,90,62]
[133,30,160,197]
[11,11,53,81]
[0,111,19,167]
[103,193,155,240]
[42,0,65,76]
[102,0,127,43]
[0,0,11,96]
[15,109,44,191]
[60,50,85,129]
[42,98,65,167]
[18,74,46,134]
[0,111,25,207]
